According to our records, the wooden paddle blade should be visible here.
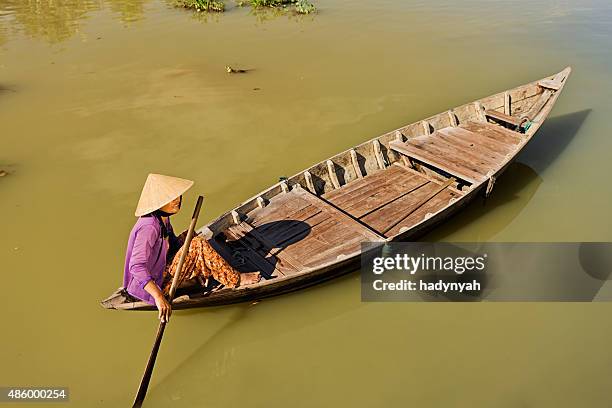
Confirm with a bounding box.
[132,323,165,408]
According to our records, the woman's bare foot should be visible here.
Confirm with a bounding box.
[239,272,261,286]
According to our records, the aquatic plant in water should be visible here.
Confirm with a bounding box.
[175,0,225,12]
[294,0,315,14]
[177,0,316,15]
[247,0,315,14]
[249,0,292,7]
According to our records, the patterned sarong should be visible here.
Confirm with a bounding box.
[162,235,240,295]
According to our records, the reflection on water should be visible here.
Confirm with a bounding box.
[246,5,315,25]
[518,109,591,174]
[108,0,150,22]
[0,83,15,92]
[0,0,151,43]
[0,0,103,43]
[0,13,6,45]
[146,274,362,406]
[0,0,315,44]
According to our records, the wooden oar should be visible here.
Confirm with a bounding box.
[132,195,204,408]
[381,179,453,235]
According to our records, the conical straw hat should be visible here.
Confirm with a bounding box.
[135,174,194,217]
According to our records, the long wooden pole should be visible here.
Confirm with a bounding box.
[132,195,204,408]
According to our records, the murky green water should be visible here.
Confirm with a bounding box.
[1,0,612,406]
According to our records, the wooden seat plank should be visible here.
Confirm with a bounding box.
[485,109,522,127]
[389,140,486,184]
[462,121,523,145]
[409,132,501,168]
[437,127,513,157]
[400,138,491,176]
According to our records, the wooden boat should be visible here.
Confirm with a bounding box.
[101,67,571,310]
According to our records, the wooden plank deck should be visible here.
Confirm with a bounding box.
[324,165,428,217]
[325,165,422,216]
[389,139,487,183]
[208,230,281,279]
[462,121,523,145]
[389,122,523,184]
[436,127,513,156]
[485,109,522,127]
[212,120,524,276]
[214,187,386,277]
[323,163,463,238]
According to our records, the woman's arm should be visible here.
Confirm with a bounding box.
[128,225,158,290]
[129,225,171,322]
[144,280,171,323]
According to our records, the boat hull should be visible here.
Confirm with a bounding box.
[101,67,571,311]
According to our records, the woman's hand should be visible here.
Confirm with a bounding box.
[144,280,172,323]
[153,294,172,323]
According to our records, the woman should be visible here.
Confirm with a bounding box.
[123,173,260,323]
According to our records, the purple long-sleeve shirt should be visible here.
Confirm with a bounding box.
[123,216,177,305]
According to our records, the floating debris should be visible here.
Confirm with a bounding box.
[0,85,16,93]
[226,65,248,74]
[0,170,8,177]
